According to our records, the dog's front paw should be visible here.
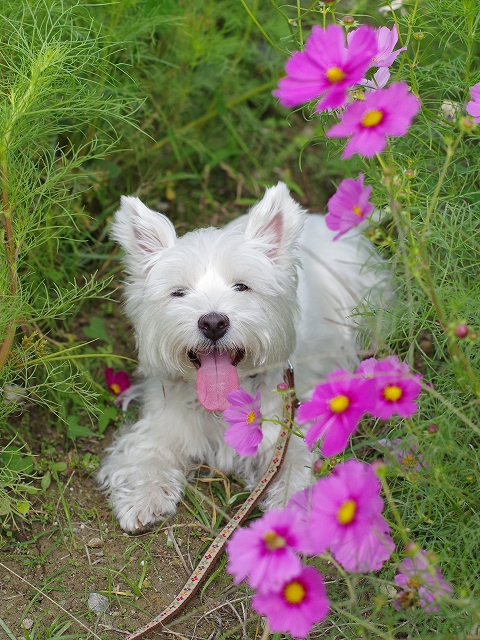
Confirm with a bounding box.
[98,459,186,533]
[115,487,179,533]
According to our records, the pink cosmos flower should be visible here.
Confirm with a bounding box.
[379,435,428,473]
[356,356,422,419]
[326,82,421,158]
[226,509,309,592]
[372,25,407,67]
[325,173,374,240]
[105,368,131,396]
[466,82,480,122]
[286,485,316,526]
[273,24,377,112]
[297,369,367,455]
[348,25,406,69]
[305,460,395,572]
[252,565,329,639]
[394,549,453,612]
[223,388,263,456]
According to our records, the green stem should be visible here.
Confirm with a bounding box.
[261,417,303,439]
[239,0,289,55]
[323,552,357,604]
[0,136,17,372]
[154,80,278,151]
[267,0,299,50]
[296,0,303,45]
[0,323,15,371]
[378,474,409,544]
[296,0,319,21]
[422,132,463,239]
[19,352,138,368]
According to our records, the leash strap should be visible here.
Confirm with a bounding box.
[125,367,297,640]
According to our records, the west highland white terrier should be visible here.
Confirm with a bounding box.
[97,183,389,533]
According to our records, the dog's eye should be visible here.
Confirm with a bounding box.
[171,289,187,298]
[233,283,250,292]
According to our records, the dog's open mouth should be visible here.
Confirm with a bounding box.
[188,348,245,412]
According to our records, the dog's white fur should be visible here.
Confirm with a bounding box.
[97,183,389,533]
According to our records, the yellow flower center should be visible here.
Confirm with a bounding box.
[402,455,415,468]
[337,499,357,525]
[326,66,345,84]
[352,205,363,216]
[246,411,256,424]
[263,531,286,550]
[351,89,365,101]
[283,580,306,604]
[329,394,350,413]
[110,383,121,395]
[383,385,403,402]
[408,577,421,589]
[362,109,384,128]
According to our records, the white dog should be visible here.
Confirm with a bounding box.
[97,183,388,533]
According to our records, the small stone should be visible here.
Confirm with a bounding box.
[87,537,103,548]
[22,619,34,630]
[72,527,82,534]
[88,592,110,614]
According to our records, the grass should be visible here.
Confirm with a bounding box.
[1,0,480,637]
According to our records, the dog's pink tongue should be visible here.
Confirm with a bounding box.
[196,351,239,412]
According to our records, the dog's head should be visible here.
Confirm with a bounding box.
[112,183,305,411]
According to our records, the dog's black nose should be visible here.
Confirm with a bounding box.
[198,313,230,342]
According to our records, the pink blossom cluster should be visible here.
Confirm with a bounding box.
[394,548,453,612]
[273,23,420,159]
[379,434,428,474]
[297,356,422,456]
[227,459,394,637]
[223,356,422,459]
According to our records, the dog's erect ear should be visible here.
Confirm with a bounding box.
[244,182,304,266]
[111,196,176,273]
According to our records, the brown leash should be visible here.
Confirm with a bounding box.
[125,366,298,640]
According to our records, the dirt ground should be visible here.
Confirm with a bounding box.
[1,425,262,639]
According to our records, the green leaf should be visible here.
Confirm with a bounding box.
[17,484,39,495]
[1,447,33,474]
[83,316,110,342]
[41,472,51,491]
[98,406,117,435]
[0,496,11,515]
[66,416,96,441]
[52,462,67,472]
[16,501,31,515]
